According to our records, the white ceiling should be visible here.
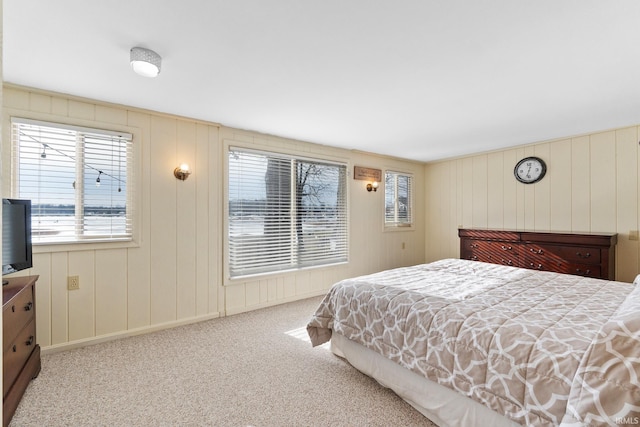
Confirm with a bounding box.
[4,1,640,162]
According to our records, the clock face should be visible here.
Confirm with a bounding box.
[514,157,546,184]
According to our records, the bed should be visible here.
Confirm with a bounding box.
[307,258,640,426]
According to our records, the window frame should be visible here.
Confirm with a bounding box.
[9,115,140,252]
[225,143,349,282]
[384,170,414,230]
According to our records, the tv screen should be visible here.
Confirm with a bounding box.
[2,199,33,279]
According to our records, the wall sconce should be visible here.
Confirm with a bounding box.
[366,181,379,192]
[174,163,191,180]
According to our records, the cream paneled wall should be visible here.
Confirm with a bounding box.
[220,129,426,314]
[424,125,640,282]
[1,86,425,351]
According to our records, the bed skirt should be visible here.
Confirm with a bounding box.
[330,332,518,427]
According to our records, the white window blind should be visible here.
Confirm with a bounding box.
[228,147,348,278]
[385,171,413,227]
[11,118,134,244]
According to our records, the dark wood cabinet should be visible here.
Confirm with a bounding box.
[458,229,617,280]
[3,276,40,427]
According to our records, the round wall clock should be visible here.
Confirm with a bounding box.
[514,156,546,184]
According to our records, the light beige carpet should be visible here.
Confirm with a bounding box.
[10,296,436,426]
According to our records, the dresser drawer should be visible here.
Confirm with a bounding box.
[526,244,601,265]
[524,259,602,278]
[3,286,35,352]
[461,240,519,266]
[3,319,36,398]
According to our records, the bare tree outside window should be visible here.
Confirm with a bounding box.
[229,148,347,278]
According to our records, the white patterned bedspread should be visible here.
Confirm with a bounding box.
[307,259,640,426]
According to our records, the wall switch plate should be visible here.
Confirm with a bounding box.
[630,230,639,241]
[67,276,80,290]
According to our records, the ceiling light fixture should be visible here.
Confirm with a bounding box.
[130,47,161,78]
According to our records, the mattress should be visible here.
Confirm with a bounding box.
[307,258,640,426]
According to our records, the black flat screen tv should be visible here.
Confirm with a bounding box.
[2,199,33,284]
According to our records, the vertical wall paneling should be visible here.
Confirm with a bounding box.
[533,144,551,230]
[266,277,277,302]
[549,139,572,231]
[514,148,527,229]
[444,162,455,258]
[448,161,459,256]
[126,111,152,330]
[521,146,536,230]
[50,252,68,345]
[225,283,246,310]
[615,127,639,281]
[571,136,591,231]
[31,253,52,347]
[149,116,178,324]
[472,156,488,228]
[455,160,464,249]
[245,280,259,307]
[425,125,640,282]
[487,152,504,229]
[67,251,95,341]
[175,120,197,320]
[461,157,473,227]
[209,126,224,315]
[425,163,442,259]
[502,149,518,229]
[195,123,211,317]
[283,276,296,299]
[95,249,128,336]
[434,163,446,257]
[590,131,616,232]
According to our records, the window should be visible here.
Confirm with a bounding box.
[11,118,133,244]
[385,171,413,227]
[228,147,347,278]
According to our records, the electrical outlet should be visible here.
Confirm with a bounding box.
[67,276,80,290]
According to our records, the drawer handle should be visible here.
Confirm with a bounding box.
[500,245,512,251]
[470,243,478,248]
[576,268,591,275]
[530,263,543,270]
[11,305,15,313]
[576,252,591,259]
[12,345,16,353]
[25,336,34,346]
[24,301,33,311]
[471,255,478,261]
[502,259,513,266]
[530,248,543,254]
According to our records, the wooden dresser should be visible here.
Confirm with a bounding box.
[3,276,40,427]
[458,229,617,280]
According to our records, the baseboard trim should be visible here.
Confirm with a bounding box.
[225,290,327,316]
[41,312,222,355]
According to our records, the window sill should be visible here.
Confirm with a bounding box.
[33,239,140,254]
[384,224,414,232]
[225,260,349,285]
